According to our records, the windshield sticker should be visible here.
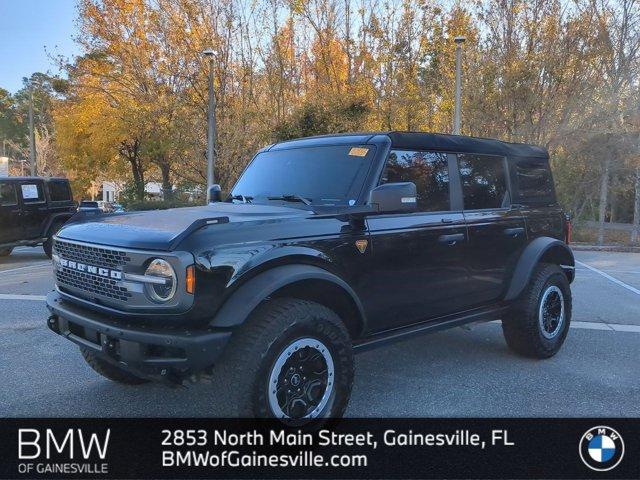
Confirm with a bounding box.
[349,147,369,157]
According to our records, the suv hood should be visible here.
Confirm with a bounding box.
[57,203,309,251]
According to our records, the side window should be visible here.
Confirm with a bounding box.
[47,181,72,202]
[513,158,555,204]
[0,183,17,206]
[458,154,508,210]
[20,183,45,204]
[382,150,450,212]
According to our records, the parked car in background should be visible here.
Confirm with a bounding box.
[112,203,125,213]
[97,201,115,213]
[78,201,102,213]
[78,200,118,214]
[0,177,76,258]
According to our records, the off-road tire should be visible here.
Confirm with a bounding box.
[0,248,12,257]
[502,263,572,358]
[80,348,149,385]
[43,222,65,259]
[216,298,354,421]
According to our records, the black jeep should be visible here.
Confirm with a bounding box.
[46,132,574,420]
[0,177,76,258]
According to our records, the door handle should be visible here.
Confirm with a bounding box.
[438,233,465,245]
[503,227,525,236]
[441,218,454,224]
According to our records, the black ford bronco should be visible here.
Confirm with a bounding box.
[47,132,574,420]
[0,177,76,258]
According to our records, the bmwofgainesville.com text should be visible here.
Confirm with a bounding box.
[163,450,367,468]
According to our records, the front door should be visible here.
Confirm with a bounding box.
[0,181,21,245]
[17,180,48,239]
[457,153,527,305]
[361,150,469,332]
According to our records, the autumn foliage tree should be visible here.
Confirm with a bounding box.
[45,0,640,242]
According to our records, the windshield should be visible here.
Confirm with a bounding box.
[230,144,376,206]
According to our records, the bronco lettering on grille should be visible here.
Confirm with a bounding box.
[58,257,123,280]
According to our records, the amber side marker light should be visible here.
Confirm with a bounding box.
[186,265,196,294]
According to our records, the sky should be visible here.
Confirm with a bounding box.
[0,0,80,93]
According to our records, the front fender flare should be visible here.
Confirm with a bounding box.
[504,237,574,301]
[210,264,366,329]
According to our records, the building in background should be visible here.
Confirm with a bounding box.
[102,181,119,202]
[0,157,8,177]
[99,181,178,202]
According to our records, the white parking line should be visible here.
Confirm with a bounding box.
[0,294,47,301]
[570,321,613,331]
[488,319,640,333]
[576,268,640,274]
[609,323,640,333]
[0,263,51,274]
[575,260,640,296]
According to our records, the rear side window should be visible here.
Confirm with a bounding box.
[20,183,45,203]
[382,150,450,212]
[513,158,555,204]
[458,154,508,210]
[47,180,72,202]
[0,183,17,206]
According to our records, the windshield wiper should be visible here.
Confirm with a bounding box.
[227,194,253,204]
[267,194,312,206]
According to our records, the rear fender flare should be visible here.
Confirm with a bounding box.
[504,237,574,301]
[210,264,366,331]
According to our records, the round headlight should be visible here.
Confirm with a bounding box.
[145,259,177,302]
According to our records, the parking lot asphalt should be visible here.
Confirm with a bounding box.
[0,247,638,417]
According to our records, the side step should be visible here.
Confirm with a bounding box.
[353,305,508,353]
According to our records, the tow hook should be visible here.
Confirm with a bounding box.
[47,315,60,333]
[102,335,117,356]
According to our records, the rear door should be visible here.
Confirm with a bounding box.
[458,153,527,305]
[362,150,469,332]
[46,179,75,214]
[17,180,49,239]
[0,181,21,244]
[510,156,564,240]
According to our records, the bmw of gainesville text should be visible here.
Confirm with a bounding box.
[161,429,514,468]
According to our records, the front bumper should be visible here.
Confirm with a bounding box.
[46,291,232,383]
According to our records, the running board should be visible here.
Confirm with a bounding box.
[353,305,508,353]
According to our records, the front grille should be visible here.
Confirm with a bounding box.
[56,268,131,301]
[54,239,132,302]
[53,240,131,269]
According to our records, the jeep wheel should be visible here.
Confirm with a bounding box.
[502,263,572,358]
[0,248,12,257]
[217,298,354,422]
[43,221,65,258]
[80,348,149,385]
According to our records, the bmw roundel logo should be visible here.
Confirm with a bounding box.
[579,426,625,471]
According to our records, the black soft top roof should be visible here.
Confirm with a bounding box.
[270,131,549,159]
[387,132,548,159]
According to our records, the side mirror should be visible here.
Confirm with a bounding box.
[368,182,417,213]
[208,184,222,203]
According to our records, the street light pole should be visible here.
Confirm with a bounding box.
[202,49,217,199]
[453,36,466,135]
[28,82,37,175]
